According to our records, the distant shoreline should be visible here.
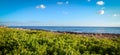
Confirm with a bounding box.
[56,31,120,38]
[8,26,120,34]
[6,27,120,38]
[29,29,120,38]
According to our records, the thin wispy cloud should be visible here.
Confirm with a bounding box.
[96,1,105,5]
[87,0,91,2]
[57,1,69,5]
[113,14,117,17]
[107,14,120,17]
[62,11,69,15]
[36,4,46,9]
[57,2,63,5]
[113,14,120,17]
[66,1,69,4]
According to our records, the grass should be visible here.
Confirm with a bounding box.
[0,27,120,55]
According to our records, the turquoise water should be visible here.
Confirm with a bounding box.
[9,26,120,34]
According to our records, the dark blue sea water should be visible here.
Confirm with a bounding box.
[9,26,120,34]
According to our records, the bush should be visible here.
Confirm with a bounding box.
[0,28,120,55]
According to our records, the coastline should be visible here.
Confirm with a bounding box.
[55,31,120,38]
[5,26,120,38]
[30,29,120,38]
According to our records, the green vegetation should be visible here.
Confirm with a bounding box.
[0,28,120,55]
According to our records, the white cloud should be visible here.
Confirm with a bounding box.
[36,4,46,9]
[87,0,91,2]
[98,10,105,15]
[96,1,104,5]
[66,1,69,4]
[113,14,120,17]
[57,2,63,5]
[113,14,117,17]
[107,14,120,17]
[57,1,69,5]
[36,6,39,8]
[40,4,46,9]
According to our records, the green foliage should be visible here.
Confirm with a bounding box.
[0,28,120,55]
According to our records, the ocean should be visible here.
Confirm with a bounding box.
[9,26,120,34]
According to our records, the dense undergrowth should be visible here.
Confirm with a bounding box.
[0,28,120,55]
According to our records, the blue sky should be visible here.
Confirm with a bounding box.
[0,0,120,26]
